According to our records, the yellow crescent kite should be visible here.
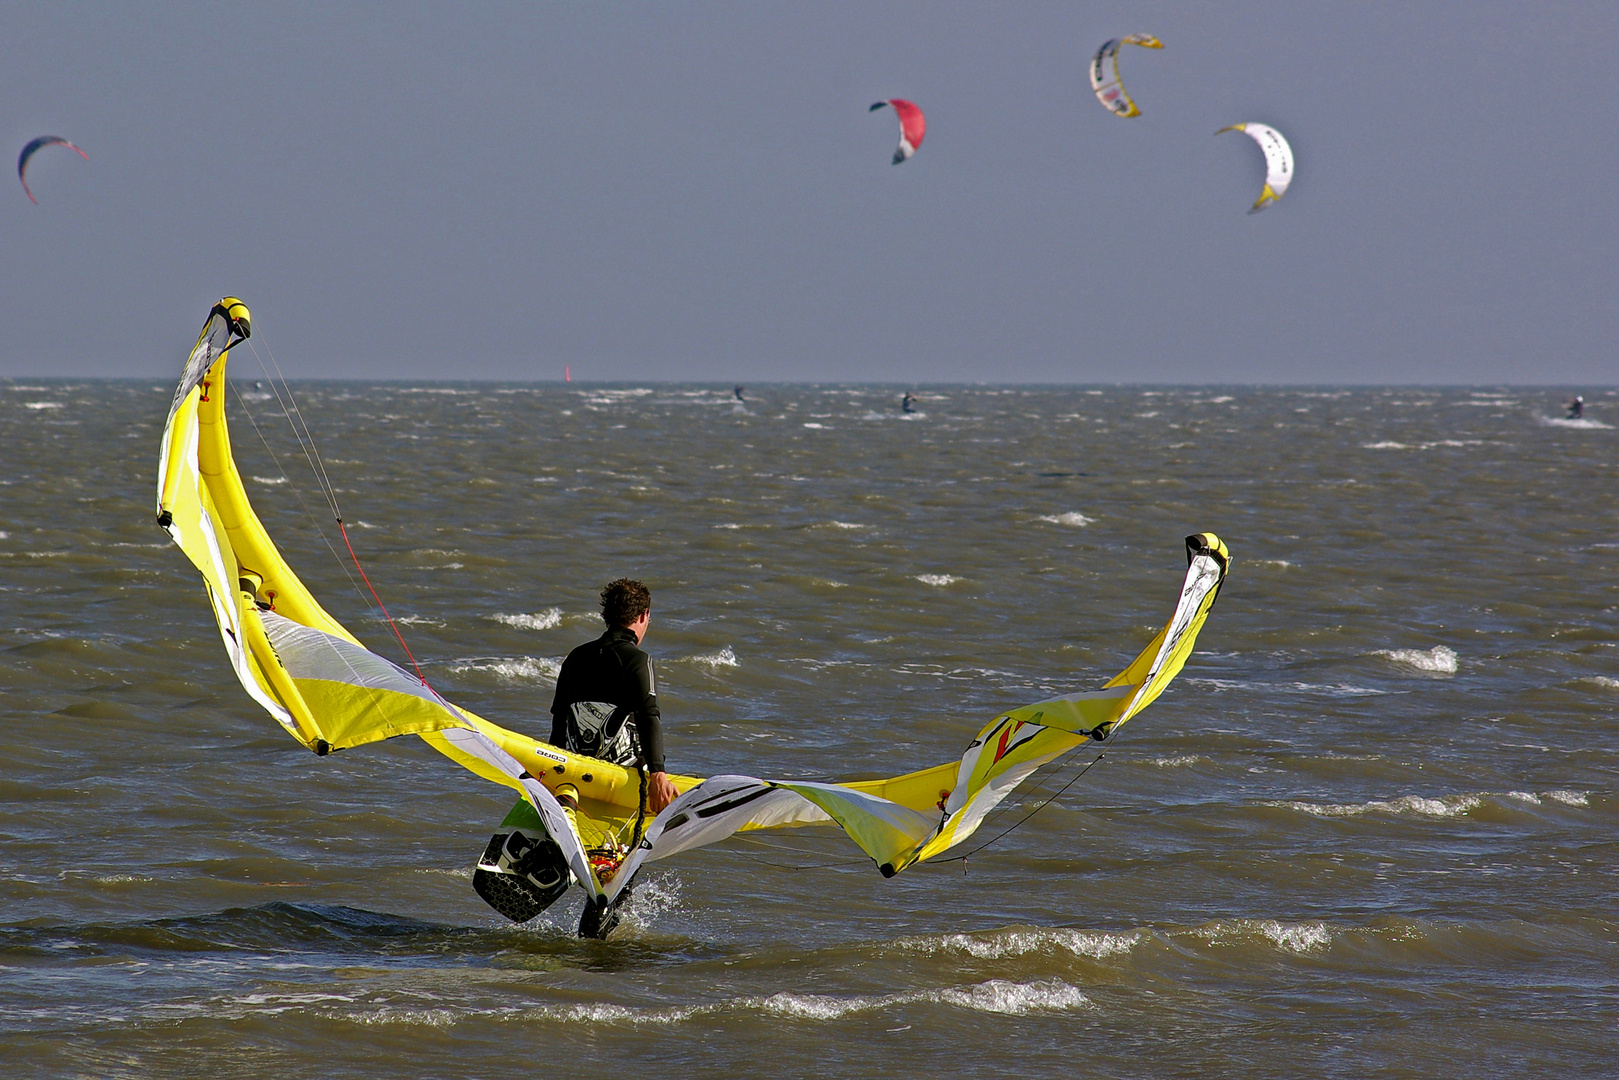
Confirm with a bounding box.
[157,298,1230,936]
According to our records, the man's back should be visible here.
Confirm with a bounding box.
[549,625,664,772]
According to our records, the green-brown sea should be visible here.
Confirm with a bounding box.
[2,380,1615,1078]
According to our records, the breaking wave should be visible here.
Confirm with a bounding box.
[1375,645,1458,674]
[915,574,960,587]
[1270,794,1482,818]
[758,978,1090,1019]
[492,609,563,631]
[1196,918,1333,954]
[448,656,561,683]
[1037,512,1093,527]
[895,926,1140,961]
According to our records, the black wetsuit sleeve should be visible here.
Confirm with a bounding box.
[627,652,664,773]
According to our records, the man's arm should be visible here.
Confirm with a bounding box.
[548,651,575,748]
[627,652,676,812]
[628,653,664,773]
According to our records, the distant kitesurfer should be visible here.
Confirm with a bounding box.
[550,579,677,815]
[734,384,745,402]
[902,392,916,413]
[1568,394,1584,419]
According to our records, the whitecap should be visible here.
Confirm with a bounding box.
[1197,918,1333,953]
[1271,793,1481,818]
[251,475,288,485]
[1259,920,1332,953]
[802,422,827,429]
[1362,441,1409,449]
[755,979,1089,1018]
[828,521,867,530]
[931,979,1090,1015]
[1253,559,1293,568]
[1577,676,1619,691]
[689,646,738,668]
[915,574,959,587]
[1545,790,1588,806]
[1539,415,1612,429]
[22,401,64,410]
[1375,645,1458,675]
[1037,512,1093,527]
[1145,754,1205,768]
[898,927,1140,961]
[449,657,561,683]
[756,992,876,1020]
[493,609,562,631]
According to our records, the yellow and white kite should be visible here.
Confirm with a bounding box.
[1090,34,1164,118]
[1217,122,1294,213]
[156,298,1231,936]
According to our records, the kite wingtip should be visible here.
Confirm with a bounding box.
[869,101,886,112]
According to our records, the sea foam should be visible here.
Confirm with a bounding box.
[1271,793,1482,818]
[449,657,561,683]
[492,609,563,631]
[1376,645,1458,674]
[896,927,1140,961]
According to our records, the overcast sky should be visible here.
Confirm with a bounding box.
[4,2,1615,384]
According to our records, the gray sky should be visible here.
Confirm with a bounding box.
[4,2,1615,383]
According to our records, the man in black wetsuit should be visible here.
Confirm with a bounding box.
[549,578,678,813]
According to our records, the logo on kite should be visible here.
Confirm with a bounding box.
[1090,34,1163,118]
[1216,123,1294,214]
[18,136,89,204]
[869,99,926,165]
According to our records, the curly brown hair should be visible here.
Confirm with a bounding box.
[600,578,651,628]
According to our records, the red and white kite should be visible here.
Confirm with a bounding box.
[868,99,926,165]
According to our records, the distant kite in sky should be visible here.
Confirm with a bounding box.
[1090,34,1163,118]
[1217,123,1293,213]
[869,99,926,164]
[18,136,89,204]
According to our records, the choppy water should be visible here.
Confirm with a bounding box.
[2,380,1615,1078]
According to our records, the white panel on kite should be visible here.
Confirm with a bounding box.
[1217,123,1294,213]
[1089,35,1163,118]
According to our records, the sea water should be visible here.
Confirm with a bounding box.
[1,382,1614,1077]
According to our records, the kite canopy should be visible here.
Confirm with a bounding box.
[1090,34,1163,118]
[17,136,89,204]
[1217,122,1294,213]
[157,298,1229,923]
[869,99,926,164]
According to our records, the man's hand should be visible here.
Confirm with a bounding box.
[647,770,677,814]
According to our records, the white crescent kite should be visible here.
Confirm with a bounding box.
[1217,122,1293,214]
